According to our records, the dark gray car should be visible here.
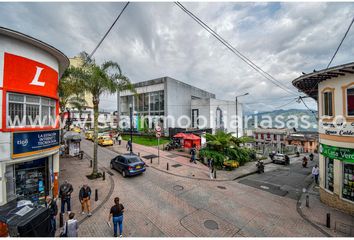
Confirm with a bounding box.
[110,154,146,177]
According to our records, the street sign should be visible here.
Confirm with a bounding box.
[155,126,161,132]
[156,132,161,138]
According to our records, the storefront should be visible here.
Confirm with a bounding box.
[0,27,69,206]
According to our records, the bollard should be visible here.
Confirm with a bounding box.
[138,152,140,157]
[59,213,64,228]
[90,160,92,168]
[95,189,98,202]
[167,162,169,171]
[326,213,331,228]
[306,195,309,207]
[213,169,216,179]
[103,171,106,181]
[150,158,152,164]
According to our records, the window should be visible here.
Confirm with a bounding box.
[325,157,334,192]
[346,87,354,116]
[7,92,56,128]
[342,162,354,202]
[323,91,333,116]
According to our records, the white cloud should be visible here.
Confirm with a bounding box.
[1,2,353,112]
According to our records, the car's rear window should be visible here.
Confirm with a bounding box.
[127,157,140,163]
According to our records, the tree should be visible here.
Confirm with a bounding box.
[71,52,133,178]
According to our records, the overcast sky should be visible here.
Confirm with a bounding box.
[1,2,354,113]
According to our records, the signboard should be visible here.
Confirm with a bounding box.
[3,53,59,99]
[320,144,354,163]
[155,126,161,132]
[156,132,161,138]
[12,130,60,158]
[319,120,354,137]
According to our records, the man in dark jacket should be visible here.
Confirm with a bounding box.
[45,196,58,237]
[79,184,92,216]
[59,180,73,214]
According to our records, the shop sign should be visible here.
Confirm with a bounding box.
[3,53,59,99]
[319,121,354,137]
[12,130,59,158]
[320,144,354,163]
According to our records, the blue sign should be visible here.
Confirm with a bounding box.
[13,130,59,158]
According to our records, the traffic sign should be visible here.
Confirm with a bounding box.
[156,132,161,138]
[155,126,161,132]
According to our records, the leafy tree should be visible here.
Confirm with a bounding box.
[70,52,133,178]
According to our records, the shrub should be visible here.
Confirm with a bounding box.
[199,149,225,168]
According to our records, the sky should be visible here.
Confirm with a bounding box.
[1,1,354,113]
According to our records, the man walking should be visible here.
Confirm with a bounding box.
[312,164,320,184]
[59,180,73,214]
[126,140,132,152]
[79,184,92,216]
[190,145,197,164]
[45,196,58,237]
[208,158,214,179]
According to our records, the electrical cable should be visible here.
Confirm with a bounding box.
[88,2,130,60]
[174,2,298,96]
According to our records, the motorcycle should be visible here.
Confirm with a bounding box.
[309,153,314,161]
[256,160,264,174]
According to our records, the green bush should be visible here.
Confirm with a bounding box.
[199,149,226,168]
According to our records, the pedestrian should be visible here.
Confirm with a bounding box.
[126,140,132,152]
[59,180,73,214]
[312,164,319,184]
[108,197,124,237]
[118,134,122,145]
[45,196,58,237]
[63,212,79,237]
[302,156,308,168]
[79,184,92,216]
[208,158,214,179]
[190,145,197,164]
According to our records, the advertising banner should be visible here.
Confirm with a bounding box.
[320,144,354,163]
[12,130,60,158]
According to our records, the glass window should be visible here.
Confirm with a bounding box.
[325,157,334,192]
[7,92,57,128]
[347,87,354,116]
[159,91,164,111]
[323,91,333,116]
[144,93,149,112]
[342,162,354,202]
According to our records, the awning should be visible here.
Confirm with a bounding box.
[184,134,201,140]
[173,133,187,138]
[292,62,354,100]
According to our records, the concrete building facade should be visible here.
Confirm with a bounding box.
[293,62,354,215]
[0,27,69,206]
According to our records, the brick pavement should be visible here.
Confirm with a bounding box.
[298,183,354,237]
[59,139,329,237]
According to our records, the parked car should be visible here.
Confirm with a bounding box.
[98,136,114,146]
[85,130,94,140]
[272,153,287,164]
[110,154,146,177]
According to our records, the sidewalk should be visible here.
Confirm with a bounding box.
[57,154,114,236]
[298,183,354,237]
[108,140,272,181]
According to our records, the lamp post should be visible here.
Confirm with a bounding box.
[236,93,249,138]
[129,103,133,154]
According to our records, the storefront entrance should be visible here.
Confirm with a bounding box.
[14,157,49,204]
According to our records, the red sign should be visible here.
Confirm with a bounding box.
[3,53,59,99]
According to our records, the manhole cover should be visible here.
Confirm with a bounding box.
[173,185,184,191]
[142,154,158,159]
[217,186,226,190]
[204,220,219,230]
[172,164,182,168]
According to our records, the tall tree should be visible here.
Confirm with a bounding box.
[73,52,133,178]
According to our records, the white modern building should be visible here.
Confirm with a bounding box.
[118,77,243,136]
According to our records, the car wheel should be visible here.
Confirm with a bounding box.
[122,170,127,178]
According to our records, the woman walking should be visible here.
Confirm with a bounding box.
[108,197,124,237]
[63,212,78,237]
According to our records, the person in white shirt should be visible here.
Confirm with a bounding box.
[312,165,319,184]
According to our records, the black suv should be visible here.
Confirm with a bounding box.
[110,154,146,177]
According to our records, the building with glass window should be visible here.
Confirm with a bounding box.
[293,62,354,215]
[0,27,69,206]
[119,77,242,136]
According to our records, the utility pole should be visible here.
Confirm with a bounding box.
[129,104,133,154]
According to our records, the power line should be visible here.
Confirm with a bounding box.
[299,96,318,120]
[88,2,130,60]
[174,2,298,96]
[327,16,354,69]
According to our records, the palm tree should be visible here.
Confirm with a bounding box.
[72,52,133,178]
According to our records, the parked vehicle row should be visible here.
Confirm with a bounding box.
[84,130,113,146]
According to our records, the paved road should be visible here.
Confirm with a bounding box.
[238,154,319,200]
[78,140,325,237]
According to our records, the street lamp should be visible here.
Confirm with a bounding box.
[236,93,249,138]
[129,103,133,154]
